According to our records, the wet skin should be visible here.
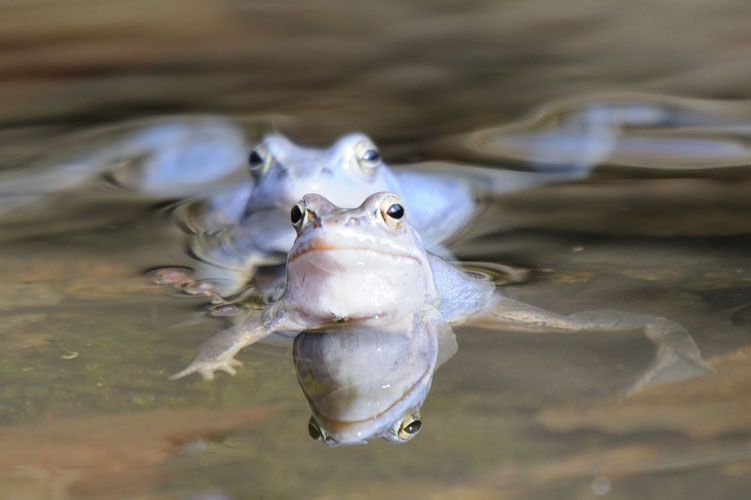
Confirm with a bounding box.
[172,192,711,445]
[191,131,593,297]
[191,132,477,295]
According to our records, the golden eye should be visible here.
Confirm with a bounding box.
[248,143,272,180]
[379,195,405,230]
[354,140,382,176]
[290,199,315,232]
[396,411,422,442]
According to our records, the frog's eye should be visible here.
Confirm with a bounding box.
[354,141,382,176]
[248,144,272,181]
[361,148,381,164]
[379,195,405,230]
[388,410,422,443]
[307,416,326,442]
[290,201,305,231]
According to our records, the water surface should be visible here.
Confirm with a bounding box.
[1,1,750,498]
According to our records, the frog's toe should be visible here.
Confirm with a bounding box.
[169,363,200,380]
[169,358,243,381]
[212,359,243,378]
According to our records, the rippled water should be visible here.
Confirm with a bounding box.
[1,1,750,498]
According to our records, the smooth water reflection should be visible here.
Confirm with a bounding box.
[293,325,446,446]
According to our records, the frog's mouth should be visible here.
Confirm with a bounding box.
[288,240,420,266]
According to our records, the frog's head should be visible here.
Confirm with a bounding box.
[284,192,438,323]
[292,322,436,446]
[245,133,400,213]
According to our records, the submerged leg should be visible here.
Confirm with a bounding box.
[190,232,266,298]
[170,311,287,381]
[472,296,712,395]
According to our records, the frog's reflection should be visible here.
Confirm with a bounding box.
[292,321,457,446]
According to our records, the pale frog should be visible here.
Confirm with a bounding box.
[172,192,711,445]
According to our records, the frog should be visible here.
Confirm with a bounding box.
[171,191,711,445]
[188,132,475,294]
[0,118,251,220]
[462,94,751,172]
[187,131,588,296]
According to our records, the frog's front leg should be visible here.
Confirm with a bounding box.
[471,296,712,395]
[170,310,291,380]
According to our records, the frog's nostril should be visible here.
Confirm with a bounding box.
[320,168,334,177]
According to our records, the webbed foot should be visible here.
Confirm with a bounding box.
[167,308,286,381]
[625,348,714,396]
[169,358,243,381]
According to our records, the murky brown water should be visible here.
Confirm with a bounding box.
[1,1,750,498]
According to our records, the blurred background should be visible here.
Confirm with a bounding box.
[3,0,749,141]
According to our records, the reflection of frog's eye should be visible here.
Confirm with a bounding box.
[307,416,325,442]
[379,195,405,230]
[248,144,272,180]
[354,142,382,176]
[248,150,263,167]
[393,411,422,442]
[290,202,305,231]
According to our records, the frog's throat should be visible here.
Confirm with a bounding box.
[288,241,421,265]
